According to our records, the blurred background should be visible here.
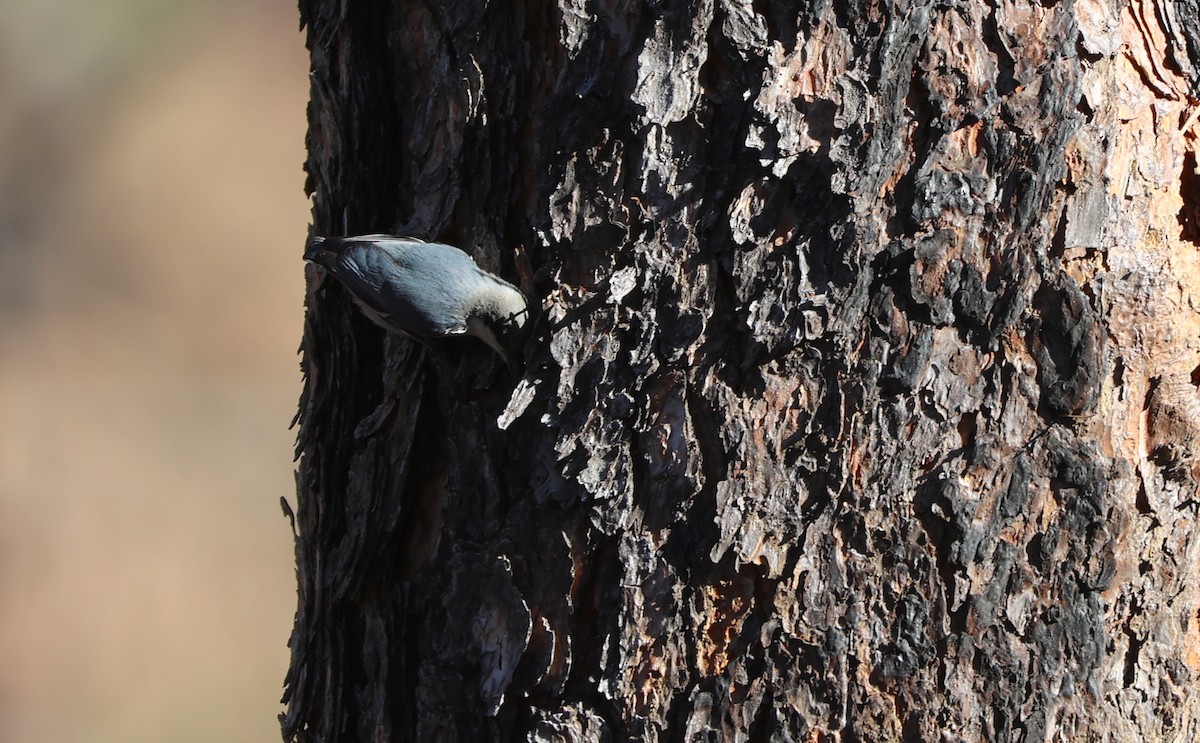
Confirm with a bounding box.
[0,1,307,741]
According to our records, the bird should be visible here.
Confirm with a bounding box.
[305,234,529,374]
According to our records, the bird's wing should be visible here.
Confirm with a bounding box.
[328,239,472,337]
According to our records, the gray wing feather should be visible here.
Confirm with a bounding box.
[324,238,482,338]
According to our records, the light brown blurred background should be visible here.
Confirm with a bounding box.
[0,1,307,741]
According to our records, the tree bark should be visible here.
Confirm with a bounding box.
[284,1,1200,741]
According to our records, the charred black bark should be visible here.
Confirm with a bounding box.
[285,1,1200,741]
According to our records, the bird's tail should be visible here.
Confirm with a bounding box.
[304,235,330,262]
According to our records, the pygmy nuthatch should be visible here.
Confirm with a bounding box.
[306,234,529,373]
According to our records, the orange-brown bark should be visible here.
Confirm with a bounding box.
[287,1,1200,740]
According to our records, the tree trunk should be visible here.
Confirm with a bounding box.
[283,1,1200,741]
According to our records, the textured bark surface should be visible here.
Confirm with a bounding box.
[285,1,1200,741]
